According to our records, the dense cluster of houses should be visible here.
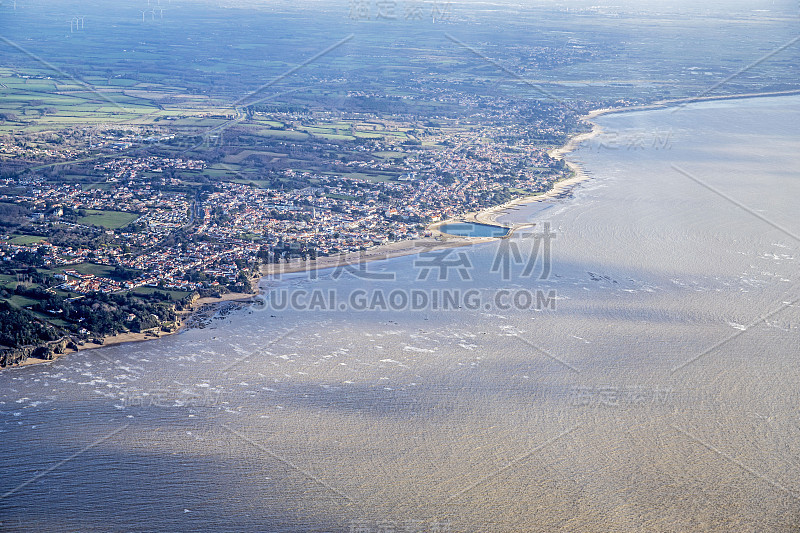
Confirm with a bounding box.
[1,119,570,295]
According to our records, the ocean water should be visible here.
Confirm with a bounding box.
[1,96,799,532]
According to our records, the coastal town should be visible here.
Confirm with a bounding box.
[0,104,581,366]
[1,108,577,294]
[0,65,622,367]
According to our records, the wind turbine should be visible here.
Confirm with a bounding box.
[141,9,148,22]
[67,19,74,32]
[77,16,85,29]
[150,8,156,20]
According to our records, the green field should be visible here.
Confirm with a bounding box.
[252,129,309,140]
[372,151,408,159]
[77,210,138,229]
[0,274,18,289]
[230,179,273,188]
[46,318,72,328]
[9,235,47,245]
[5,295,40,309]
[223,150,287,164]
[313,133,356,141]
[48,262,116,279]
[132,286,192,300]
[322,171,399,183]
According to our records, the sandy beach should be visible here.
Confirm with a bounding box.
[452,112,605,227]
[454,88,800,228]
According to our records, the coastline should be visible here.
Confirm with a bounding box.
[255,114,602,281]
[446,111,603,228]
[9,290,257,370]
[458,88,800,228]
[7,88,798,371]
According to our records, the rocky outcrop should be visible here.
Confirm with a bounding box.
[0,345,35,368]
[0,337,76,368]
